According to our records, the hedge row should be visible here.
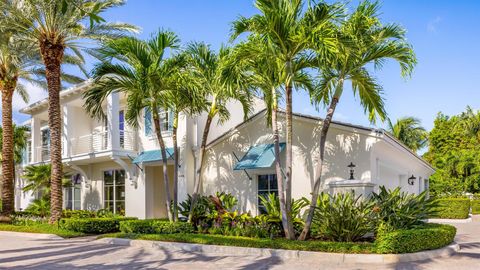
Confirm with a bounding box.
[431,198,470,219]
[375,223,456,254]
[59,217,137,234]
[119,219,194,234]
[471,200,480,215]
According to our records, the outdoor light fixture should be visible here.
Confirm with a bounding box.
[408,174,416,185]
[348,162,356,180]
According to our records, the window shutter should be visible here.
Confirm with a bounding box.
[144,108,152,136]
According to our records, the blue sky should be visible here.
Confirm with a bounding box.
[13,0,480,132]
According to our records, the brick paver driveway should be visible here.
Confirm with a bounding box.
[1,217,479,270]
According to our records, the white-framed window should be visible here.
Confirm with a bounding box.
[64,174,82,210]
[40,127,50,161]
[144,108,173,136]
[103,170,125,214]
[119,110,125,148]
[257,174,278,214]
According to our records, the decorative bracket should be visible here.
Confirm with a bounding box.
[232,152,253,181]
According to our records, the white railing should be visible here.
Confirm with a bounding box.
[35,146,50,163]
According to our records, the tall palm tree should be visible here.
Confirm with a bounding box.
[299,1,417,240]
[231,0,340,239]
[186,42,252,222]
[164,59,207,221]
[458,106,480,138]
[388,117,428,152]
[84,31,181,222]
[0,0,137,223]
[232,37,315,238]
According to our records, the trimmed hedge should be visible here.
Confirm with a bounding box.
[375,223,456,254]
[119,219,194,234]
[431,198,470,219]
[59,217,137,234]
[471,200,480,215]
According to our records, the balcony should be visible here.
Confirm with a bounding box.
[33,130,136,163]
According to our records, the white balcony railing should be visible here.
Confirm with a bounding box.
[33,130,135,163]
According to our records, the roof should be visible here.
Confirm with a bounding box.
[207,108,434,171]
[133,148,174,164]
[19,79,92,114]
[233,143,286,170]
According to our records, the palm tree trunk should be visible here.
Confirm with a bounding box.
[1,86,15,217]
[188,109,214,222]
[172,111,179,222]
[272,87,295,239]
[152,105,173,222]
[285,84,293,216]
[298,96,340,240]
[40,43,64,224]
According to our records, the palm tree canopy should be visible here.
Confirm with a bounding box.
[0,0,138,77]
[458,106,480,137]
[311,1,417,123]
[84,30,182,127]
[185,42,253,123]
[388,116,428,152]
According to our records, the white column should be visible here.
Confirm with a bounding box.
[107,92,120,150]
[62,104,70,157]
[30,117,41,163]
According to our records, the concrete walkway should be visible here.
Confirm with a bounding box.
[0,217,479,269]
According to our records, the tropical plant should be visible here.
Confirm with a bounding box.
[388,117,428,152]
[185,42,252,222]
[0,0,137,223]
[178,194,213,228]
[84,30,180,222]
[370,186,434,231]
[25,197,51,218]
[22,164,71,202]
[312,192,375,242]
[300,1,417,240]
[231,0,341,239]
[164,58,207,221]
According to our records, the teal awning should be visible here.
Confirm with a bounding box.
[133,148,174,164]
[233,143,286,170]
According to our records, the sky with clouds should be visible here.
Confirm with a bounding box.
[9,0,480,132]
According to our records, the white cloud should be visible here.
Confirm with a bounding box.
[427,16,442,33]
[12,82,47,111]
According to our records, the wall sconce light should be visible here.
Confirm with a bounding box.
[347,162,356,180]
[408,174,416,185]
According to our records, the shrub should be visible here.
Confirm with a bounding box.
[119,219,194,234]
[62,210,97,219]
[59,217,136,234]
[431,198,470,219]
[370,187,434,230]
[471,198,480,215]
[376,223,456,254]
[25,198,50,217]
[312,192,375,242]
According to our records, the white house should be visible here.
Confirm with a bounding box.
[15,81,434,218]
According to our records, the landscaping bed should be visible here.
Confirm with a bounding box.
[0,223,84,238]
[430,198,470,219]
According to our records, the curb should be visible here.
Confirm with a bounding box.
[427,217,472,224]
[0,231,63,240]
[96,237,460,264]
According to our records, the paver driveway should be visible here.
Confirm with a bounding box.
[1,217,479,270]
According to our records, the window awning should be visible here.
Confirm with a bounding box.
[132,148,174,164]
[233,143,286,170]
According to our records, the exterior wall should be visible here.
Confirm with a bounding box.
[201,114,377,215]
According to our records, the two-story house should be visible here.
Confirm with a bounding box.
[16,81,434,219]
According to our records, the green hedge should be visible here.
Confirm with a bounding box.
[119,219,194,234]
[59,217,136,234]
[471,200,480,215]
[375,223,456,254]
[431,198,470,219]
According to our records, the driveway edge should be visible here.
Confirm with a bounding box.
[96,237,459,264]
[0,231,63,240]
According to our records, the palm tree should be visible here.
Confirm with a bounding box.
[231,0,340,239]
[299,1,417,240]
[458,106,480,138]
[186,42,252,222]
[232,37,315,238]
[84,31,181,222]
[0,0,137,223]
[164,59,207,221]
[22,164,52,199]
[388,117,428,152]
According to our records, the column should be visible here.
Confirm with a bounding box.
[107,92,120,150]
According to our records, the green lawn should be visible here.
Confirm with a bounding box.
[0,223,85,238]
[100,233,376,254]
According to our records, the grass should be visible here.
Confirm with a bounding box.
[99,233,376,254]
[0,223,85,238]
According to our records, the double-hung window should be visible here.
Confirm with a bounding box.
[64,174,82,210]
[257,174,278,214]
[103,170,125,214]
[144,108,173,136]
